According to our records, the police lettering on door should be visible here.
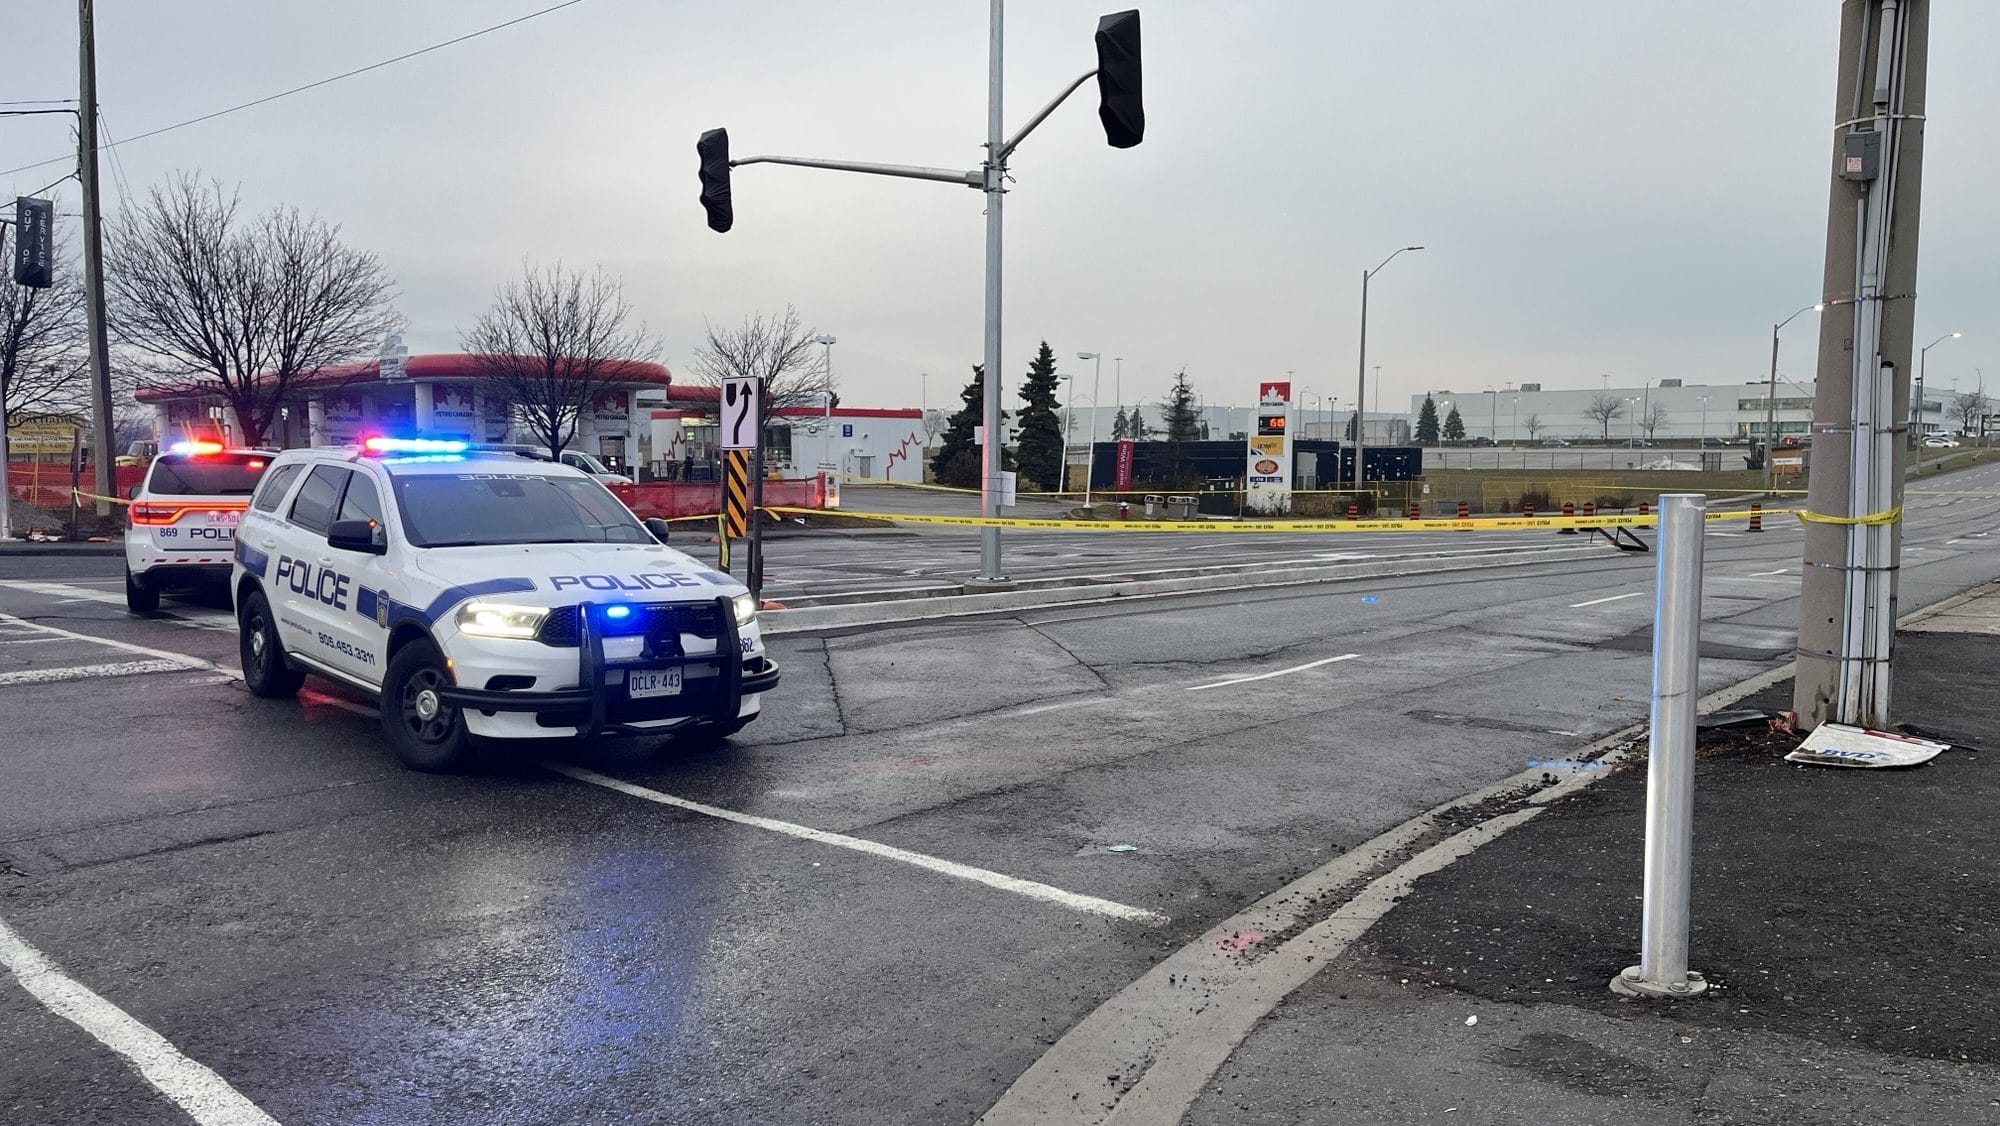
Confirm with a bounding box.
[276,556,352,610]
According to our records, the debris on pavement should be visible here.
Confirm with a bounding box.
[1785,723,1952,769]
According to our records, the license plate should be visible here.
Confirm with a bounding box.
[206,510,242,525]
[626,668,683,699]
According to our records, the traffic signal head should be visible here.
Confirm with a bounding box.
[697,128,733,233]
[1094,10,1144,149]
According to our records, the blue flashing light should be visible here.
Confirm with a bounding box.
[603,605,633,620]
[377,454,466,465]
[363,436,469,456]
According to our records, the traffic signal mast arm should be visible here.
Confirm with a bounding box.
[725,155,981,189]
[723,63,1106,191]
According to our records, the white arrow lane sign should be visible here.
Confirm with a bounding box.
[722,377,761,450]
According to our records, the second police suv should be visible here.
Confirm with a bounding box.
[230,437,778,770]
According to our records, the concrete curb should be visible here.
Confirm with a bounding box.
[762,544,1599,635]
[0,544,124,557]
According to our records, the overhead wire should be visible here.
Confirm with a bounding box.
[0,0,591,178]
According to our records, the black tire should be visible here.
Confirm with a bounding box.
[124,567,160,614]
[238,588,304,698]
[381,639,474,772]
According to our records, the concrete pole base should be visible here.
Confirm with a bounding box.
[960,578,1017,593]
[1609,966,1709,999]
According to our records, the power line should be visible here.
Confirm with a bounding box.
[0,0,590,179]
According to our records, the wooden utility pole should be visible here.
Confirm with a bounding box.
[1794,0,1929,728]
[79,0,117,516]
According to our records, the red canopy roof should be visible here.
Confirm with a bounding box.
[136,352,673,403]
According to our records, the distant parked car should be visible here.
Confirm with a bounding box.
[1467,436,1496,447]
[1923,434,1959,448]
[1625,437,1651,448]
[1701,437,1726,448]
[1540,437,1571,448]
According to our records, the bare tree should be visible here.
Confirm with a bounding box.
[105,174,400,445]
[1952,389,1991,439]
[691,306,830,413]
[1522,413,1544,440]
[1641,402,1670,440]
[1583,393,1626,441]
[1,233,87,427]
[921,408,949,447]
[460,261,656,455]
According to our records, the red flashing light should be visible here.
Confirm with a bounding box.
[170,440,225,457]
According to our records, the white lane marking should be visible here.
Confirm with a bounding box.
[0,635,74,645]
[1186,653,1359,692]
[1568,591,1644,608]
[0,659,195,687]
[0,914,280,1126]
[0,580,236,631]
[0,613,216,669]
[1748,569,1789,577]
[546,763,1168,925]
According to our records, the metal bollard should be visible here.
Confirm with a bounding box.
[1611,493,1709,1000]
[1747,503,1763,533]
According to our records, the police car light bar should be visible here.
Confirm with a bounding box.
[363,436,469,456]
[168,440,225,456]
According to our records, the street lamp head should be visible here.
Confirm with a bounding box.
[1953,332,1963,339]
[1406,245,1425,252]
[1077,351,1098,360]
[814,334,836,346]
[1812,304,1825,312]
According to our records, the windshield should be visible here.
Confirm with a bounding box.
[392,472,650,547]
[146,452,268,496]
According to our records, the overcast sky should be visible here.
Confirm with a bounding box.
[8,1,2000,416]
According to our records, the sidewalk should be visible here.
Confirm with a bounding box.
[1188,590,2000,1124]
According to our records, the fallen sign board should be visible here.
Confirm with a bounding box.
[1785,723,1951,769]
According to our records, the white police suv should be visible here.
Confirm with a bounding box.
[230,437,777,771]
[126,441,273,613]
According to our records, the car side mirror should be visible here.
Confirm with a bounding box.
[327,518,388,555]
[644,517,673,544]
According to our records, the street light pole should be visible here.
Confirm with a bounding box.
[1915,331,1959,474]
[1078,351,1103,506]
[1355,245,1423,495]
[1766,303,1823,492]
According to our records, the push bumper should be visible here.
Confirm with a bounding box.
[438,596,779,739]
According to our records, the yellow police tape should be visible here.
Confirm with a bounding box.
[771,505,1795,534]
[70,487,131,506]
[1794,505,1903,527]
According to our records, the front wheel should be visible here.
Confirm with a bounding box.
[125,567,160,614]
[381,639,474,772]
[238,588,305,698]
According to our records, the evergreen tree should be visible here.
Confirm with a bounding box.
[1443,404,1466,443]
[1345,411,1359,442]
[1111,406,1129,440]
[1157,369,1202,484]
[930,364,1011,487]
[1014,340,1065,490]
[1163,370,1202,443]
[1415,395,1441,445]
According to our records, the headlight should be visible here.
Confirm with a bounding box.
[730,593,758,626]
[455,602,550,639]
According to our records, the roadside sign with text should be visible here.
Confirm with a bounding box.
[1115,439,1135,490]
[12,197,54,289]
[1246,380,1293,514]
[721,377,761,450]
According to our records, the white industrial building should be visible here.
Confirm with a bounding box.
[1407,379,1951,444]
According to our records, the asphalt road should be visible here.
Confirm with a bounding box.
[3,464,1998,1125]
